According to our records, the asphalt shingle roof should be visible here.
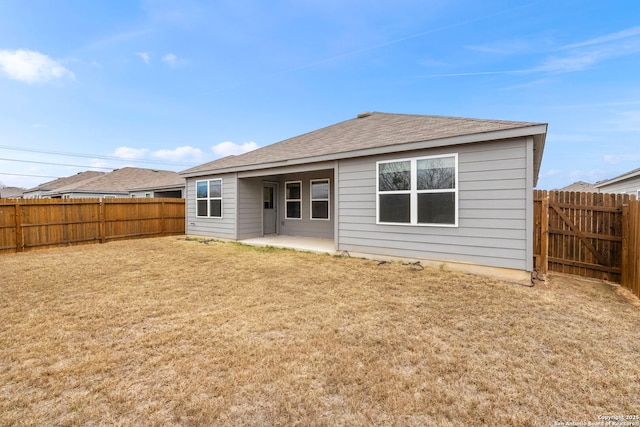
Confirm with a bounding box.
[0,186,25,198]
[181,112,545,175]
[51,167,184,194]
[27,171,105,192]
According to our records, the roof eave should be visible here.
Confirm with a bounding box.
[595,169,640,188]
[181,124,548,178]
[128,183,186,192]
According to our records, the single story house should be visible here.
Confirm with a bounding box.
[22,171,105,198]
[557,181,599,193]
[595,167,640,198]
[0,186,26,199]
[24,168,184,199]
[129,182,185,199]
[180,112,547,278]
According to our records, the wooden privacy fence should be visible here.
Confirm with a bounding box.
[0,198,185,254]
[622,200,640,299]
[534,190,640,299]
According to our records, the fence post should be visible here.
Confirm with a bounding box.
[100,199,106,244]
[161,199,166,236]
[539,195,549,278]
[14,199,23,252]
[621,204,629,289]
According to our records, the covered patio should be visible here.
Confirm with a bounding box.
[240,235,336,254]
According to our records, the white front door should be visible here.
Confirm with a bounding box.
[263,184,277,235]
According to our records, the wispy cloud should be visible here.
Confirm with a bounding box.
[162,53,179,67]
[153,146,203,161]
[418,69,534,78]
[0,49,75,84]
[561,26,640,50]
[90,159,110,169]
[466,39,534,55]
[212,141,258,157]
[568,169,609,184]
[604,151,640,165]
[605,110,640,133]
[81,28,153,52]
[419,26,640,78]
[114,147,149,160]
[136,52,151,64]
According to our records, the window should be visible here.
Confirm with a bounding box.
[196,179,222,218]
[285,181,302,219]
[263,187,274,209]
[377,154,457,226]
[103,195,116,199]
[145,193,152,198]
[310,179,330,220]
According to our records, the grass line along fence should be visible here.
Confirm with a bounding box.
[0,198,185,254]
[534,190,640,300]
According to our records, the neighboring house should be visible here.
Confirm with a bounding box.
[595,167,640,198]
[558,181,599,192]
[22,171,105,198]
[24,168,185,199]
[180,112,547,276]
[129,181,185,199]
[0,186,25,198]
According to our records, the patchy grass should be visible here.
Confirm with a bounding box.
[0,237,638,426]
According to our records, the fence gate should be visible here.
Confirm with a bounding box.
[534,190,633,283]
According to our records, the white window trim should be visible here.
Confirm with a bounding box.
[285,180,302,220]
[103,195,117,199]
[376,153,458,227]
[196,179,223,218]
[310,178,331,221]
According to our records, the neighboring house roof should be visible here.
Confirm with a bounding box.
[558,181,599,192]
[25,171,105,194]
[47,167,184,196]
[595,167,640,189]
[0,186,25,198]
[180,112,547,184]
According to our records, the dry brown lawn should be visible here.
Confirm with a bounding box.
[1,237,639,426]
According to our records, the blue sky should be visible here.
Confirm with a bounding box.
[1,0,639,190]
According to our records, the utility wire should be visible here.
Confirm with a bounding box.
[0,144,198,167]
[0,172,61,179]
[0,157,114,170]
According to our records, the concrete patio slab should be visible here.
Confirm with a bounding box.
[240,235,336,254]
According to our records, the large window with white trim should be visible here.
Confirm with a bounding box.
[285,181,302,219]
[377,154,458,226]
[310,179,330,220]
[196,179,222,218]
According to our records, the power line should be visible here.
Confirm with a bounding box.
[0,157,114,170]
[0,144,199,167]
[0,172,61,179]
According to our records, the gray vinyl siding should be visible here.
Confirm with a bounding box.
[597,176,640,196]
[237,177,263,239]
[278,170,334,239]
[337,138,531,271]
[185,174,237,239]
